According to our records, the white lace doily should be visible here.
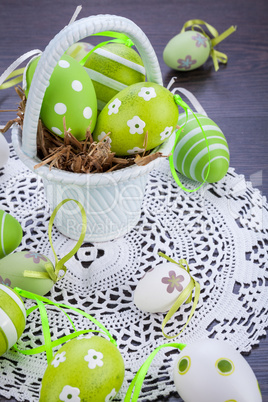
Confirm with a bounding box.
[0,145,267,402]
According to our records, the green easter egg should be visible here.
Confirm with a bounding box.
[0,251,54,296]
[40,336,125,402]
[173,112,230,183]
[163,31,211,71]
[66,42,94,62]
[0,284,26,356]
[24,54,98,140]
[84,43,146,111]
[0,210,22,259]
[93,82,178,156]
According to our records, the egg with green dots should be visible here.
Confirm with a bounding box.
[173,112,229,183]
[173,339,262,402]
[93,82,179,156]
[0,210,22,259]
[39,336,125,402]
[83,42,146,111]
[0,284,26,356]
[163,30,211,71]
[24,54,98,140]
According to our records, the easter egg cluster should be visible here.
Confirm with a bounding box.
[22,41,230,184]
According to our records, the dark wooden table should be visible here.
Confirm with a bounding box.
[0,0,267,401]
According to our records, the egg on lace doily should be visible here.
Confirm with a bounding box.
[0,284,26,357]
[134,261,191,313]
[0,210,22,259]
[0,251,54,296]
[0,134,10,168]
[39,336,125,402]
[173,339,262,402]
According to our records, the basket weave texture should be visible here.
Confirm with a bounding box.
[12,14,175,241]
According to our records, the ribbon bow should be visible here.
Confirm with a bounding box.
[23,199,87,284]
[181,19,237,71]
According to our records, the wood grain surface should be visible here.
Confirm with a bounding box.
[0,0,267,401]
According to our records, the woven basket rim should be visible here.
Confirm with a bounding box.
[12,124,175,187]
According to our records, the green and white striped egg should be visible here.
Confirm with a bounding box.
[84,43,146,111]
[0,284,26,356]
[0,210,22,259]
[173,112,229,183]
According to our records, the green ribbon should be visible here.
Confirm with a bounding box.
[124,343,186,401]
[158,252,200,339]
[23,199,87,283]
[0,67,24,90]
[181,19,237,71]
[13,287,117,363]
[79,31,134,67]
[170,94,211,192]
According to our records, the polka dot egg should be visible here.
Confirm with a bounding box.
[24,54,98,140]
[173,339,262,402]
[0,284,26,356]
[40,336,125,402]
[173,112,230,183]
[93,82,179,156]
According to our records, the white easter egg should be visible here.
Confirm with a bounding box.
[134,262,191,313]
[0,134,9,168]
[173,339,262,402]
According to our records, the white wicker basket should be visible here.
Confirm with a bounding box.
[12,14,175,242]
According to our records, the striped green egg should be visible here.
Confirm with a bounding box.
[0,284,26,356]
[173,112,229,183]
[0,210,23,259]
[84,43,146,111]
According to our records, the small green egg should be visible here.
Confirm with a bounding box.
[0,210,22,259]
[163,30,211,71]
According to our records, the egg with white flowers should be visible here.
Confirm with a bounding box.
[0,251,54,296]
[163,30,211,71]
[173,339,262,402]
[0,134,9,168]
[93,82,179,156]
[40,336,125,402]
[24,54,98,140]
[173,112,230,183]
[134,261,191,313]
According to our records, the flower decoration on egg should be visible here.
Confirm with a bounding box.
[84,349,104,369]
[24,252,48,264]
[97,132,112,145]
[160,126,173,141]
[192,32,208,48]
[108,98,121,115]
[177,55,197,70]
[127,116,146,135]
[127,147,145,155]
[51,351,67,368]
[138,86,156,101]
[161,270,185,293]
[59,385,81,402]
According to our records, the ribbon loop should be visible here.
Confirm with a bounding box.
[13,287,117,363]
[180,19,236,71]
[157,252,200,339]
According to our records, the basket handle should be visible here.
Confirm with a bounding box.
[22,14,163,158]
